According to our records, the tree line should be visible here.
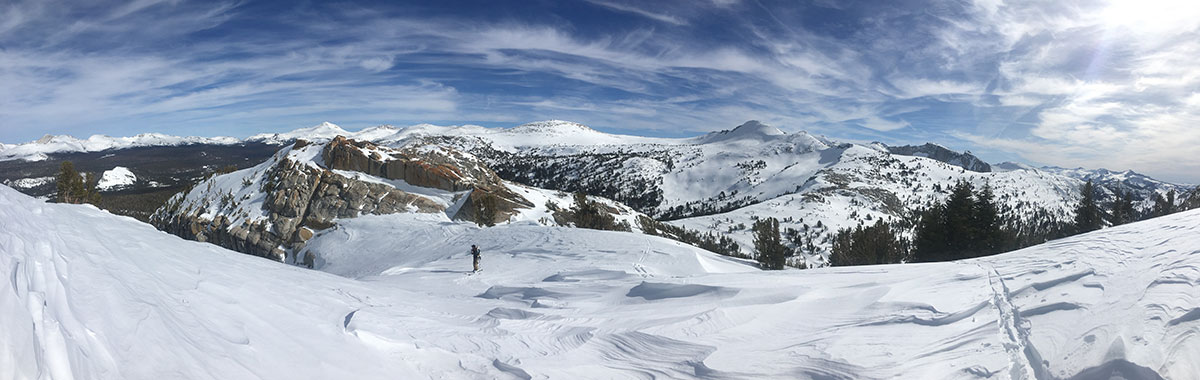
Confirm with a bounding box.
[823,179,1197,268]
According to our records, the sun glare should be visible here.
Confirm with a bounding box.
[1100,0,1200,35]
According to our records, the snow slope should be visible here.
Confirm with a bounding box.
[3,184,1197,379]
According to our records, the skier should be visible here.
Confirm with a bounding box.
[470,244,481,273]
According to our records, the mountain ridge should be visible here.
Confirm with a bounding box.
[2,119,1186,189]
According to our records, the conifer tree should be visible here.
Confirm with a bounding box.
[752,217,788,270]
[56,161,83,203]
[83,172,101,205]
[830,220,907,266]
[1121,189,1136,223]
[971,185,1001,253]
[914,182,1012,262]
[943,181,976,258]
[572,192,616,230]
[1110,189,1136,226]
[913,204,948,262]
[55,161,100,205]
[1110,190,1125,226]
[1073,180,1102,233]
[1151,190,1180,218]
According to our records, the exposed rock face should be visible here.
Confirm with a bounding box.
[322,136,494,191]
[321,136,530,224]
[153,137,532,263]
[885,143,992,172]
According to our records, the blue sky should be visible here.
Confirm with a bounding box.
[2,0,1199,182]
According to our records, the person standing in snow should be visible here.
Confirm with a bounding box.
[470,245,481,273]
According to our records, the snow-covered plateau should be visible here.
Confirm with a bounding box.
[2,183,1197,379]
[96,167,136,191]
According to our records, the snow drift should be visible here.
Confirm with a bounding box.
[2,184,1197,379]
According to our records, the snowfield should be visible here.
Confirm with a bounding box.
[2,183,1198,379]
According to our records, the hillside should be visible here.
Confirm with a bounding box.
[4,184,1198,378]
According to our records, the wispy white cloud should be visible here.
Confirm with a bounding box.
[584,0,688,26]
[2,0,1199,182]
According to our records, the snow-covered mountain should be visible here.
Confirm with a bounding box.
[4,183,1199,379]
[1040,166,1191,195]
[264,120,1187,261]
[7,120,1194,264]
[0,133,242,161]
[135,119,1188,266]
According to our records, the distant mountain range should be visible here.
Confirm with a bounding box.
[3,120,1194,265]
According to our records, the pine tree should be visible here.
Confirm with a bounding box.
[83,172,101,205]
[1110,189,1136,226]
[1110,189,1125,226]
[752,217,788,270]
[572,192,616,230]
[1184,188,1200,211]
[54,161,99,205]
[913,204,948,262]
[914,182,1014,262]
[1151,189,1180,218]
[1166,189,1176,215]
[1121,189,1136,223]
[943,181,976,259]
[56,161,82,203]
[830,220,907,266]
[1073,180,1102,233]
[970,185,1001,254]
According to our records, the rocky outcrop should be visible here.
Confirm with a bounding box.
[152,137,534,263]
[886,143,992,172]
[322,136,496,191]
[320,136,531,225]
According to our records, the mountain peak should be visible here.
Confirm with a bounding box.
[246,122,350,144]
[35,134,60,144]
[305,122,347,133]
[696,120,786,144]
[731,120,784,137]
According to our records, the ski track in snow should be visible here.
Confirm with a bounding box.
[1,185,1198,379]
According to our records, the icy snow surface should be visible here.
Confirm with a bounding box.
[2,184,1197,379]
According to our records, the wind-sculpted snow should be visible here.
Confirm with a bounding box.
[3,183,1199,379]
